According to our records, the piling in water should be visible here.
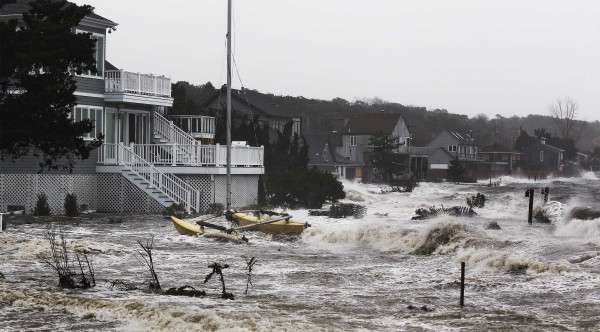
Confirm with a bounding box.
[460,262,465,306]
[525,189,534,224]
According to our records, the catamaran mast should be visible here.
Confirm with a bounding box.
[226,0,232,209]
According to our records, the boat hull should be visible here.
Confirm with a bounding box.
[170,216,245,243]
[232,212,308,234]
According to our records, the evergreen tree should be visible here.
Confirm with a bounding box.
[369,132,406,183]
[447,157,465,183]
[0,0,101,171]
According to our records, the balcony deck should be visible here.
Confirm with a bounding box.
[104,70,173,106]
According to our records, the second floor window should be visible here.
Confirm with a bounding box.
[350,136,357,146]
[74,106,103,139]
[448,145,457,152]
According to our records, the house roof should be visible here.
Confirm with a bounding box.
[304,134,361,166]
[480,142,520,153]
[340,112,404,135]
[0,0,117,27]
[204,87,294,120]
[443,128,474,144]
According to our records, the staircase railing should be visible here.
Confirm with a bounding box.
[154,112,197,146]
[119,144,200,213]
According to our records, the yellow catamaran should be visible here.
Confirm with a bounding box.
[170,0,309,238]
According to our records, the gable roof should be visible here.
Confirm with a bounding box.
[340,112,404,135]
[305,134,361,166]
[443,129,474,144]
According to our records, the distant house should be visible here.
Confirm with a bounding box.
[478,143,523,176]
[204,87,301,141]
[0,1,264,214]
[426,129,481,178]
[521,137,564,175]
[305,134,361,180]
[334,112,428,183]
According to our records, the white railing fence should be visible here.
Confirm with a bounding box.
[105,70,171,97]
[118,144,199,213]
[169,115,216,138]
[154,112,197,146]
[129,144,264,167]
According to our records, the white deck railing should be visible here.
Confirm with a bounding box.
[169,115,215,139]
[98,143,264,167]
[397,146,429,156]
[116,144,199,213]
[131,144,264,167]
[105,70,171,97]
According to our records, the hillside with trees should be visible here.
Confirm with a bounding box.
[171,81,600,154]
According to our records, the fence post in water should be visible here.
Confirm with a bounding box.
[541,187,549,203]
[460,262,465,306]
[525,189,534,224]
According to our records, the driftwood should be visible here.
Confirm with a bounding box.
[164,285,206,297]
[245,257,256,294]
[412,205,476,220]
[205,262,234,300]
[309,203,366,219]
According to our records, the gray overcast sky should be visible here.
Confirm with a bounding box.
[74,0,600,121]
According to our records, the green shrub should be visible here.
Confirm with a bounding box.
[266,168,345,209]
[205,203,224,216]
[64,193,79,217]
[162,203,187,217]
[34,193,51,216]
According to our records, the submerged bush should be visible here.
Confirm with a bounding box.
[205,203,224,216]
[162,203,187,217]
[466,193,486,209]
[34,192,51,216]
[329,203,366,219]
[64,193,79,217]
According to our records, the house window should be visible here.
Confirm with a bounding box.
[76,31,104,78]
[74,106,103,139]
[448,145,457,152]
[539,151,544,162]
[350,136,357,146]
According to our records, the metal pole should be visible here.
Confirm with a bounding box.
[226,0,232,209]
[0,213,3,232]
[526,189,534,224]
[460,262,465,306]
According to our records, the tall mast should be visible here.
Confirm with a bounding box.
[226,0,232,209]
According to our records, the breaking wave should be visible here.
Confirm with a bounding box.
[302,219,488,255]
[456,248,566,274]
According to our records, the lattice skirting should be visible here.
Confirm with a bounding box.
[177,174,259,213]
[97,174,165,213]
[0,174,97,214]
[0,173,260,214]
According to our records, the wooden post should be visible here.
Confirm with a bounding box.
[460,262,465,306]
[0,212,3,232]
[525,189,534,224]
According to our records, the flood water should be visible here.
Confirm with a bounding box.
[1,174,600,331]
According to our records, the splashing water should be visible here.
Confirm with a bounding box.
[1,178,600,331]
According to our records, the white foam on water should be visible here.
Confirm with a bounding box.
[554,218,600,240]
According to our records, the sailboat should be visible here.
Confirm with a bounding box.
[171,0,309,237]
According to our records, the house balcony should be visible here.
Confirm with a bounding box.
[97,143,264,175]
[457,153,484,162]
[104,70,173,107]
[397,146,429,157]
[169,115,215,140]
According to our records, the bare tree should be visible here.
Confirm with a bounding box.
[549,97,585,141]
[137,237,161,291]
